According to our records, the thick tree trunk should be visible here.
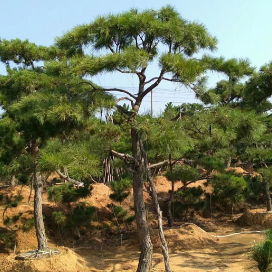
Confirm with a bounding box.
[34,171,49,251]
[131,128,153,272]
[265,181,272,212]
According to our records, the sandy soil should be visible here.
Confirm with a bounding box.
[0,175,267,271]
[0,228,264,272]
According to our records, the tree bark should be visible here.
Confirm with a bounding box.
[131,128,153,272]
[166,181,175,227]
[265,181,272,212]
[166,155,174,227]
[10,175,16,187]
[140,141,172,272]
[34,171,49,251]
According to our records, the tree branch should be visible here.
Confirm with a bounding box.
[79,81,137,99]
[108,45,115,54]
[110,150,139,167]
[148,160,169,169]
[56,170,83,186]
[141,69,165,97]
[115,97,134,108]
[145,76,184,85]
[134,36,140,50]
[116,68,141,76]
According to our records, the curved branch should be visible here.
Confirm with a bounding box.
[110,150,139,167]
[79,81,137,99]
[141,69,165,97]
[56,170,83,186]
[145,76,184,85]
[115,97,134,108]
[116,68,141,76]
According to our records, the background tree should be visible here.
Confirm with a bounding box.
[165,165,200,225]
[0,38,113,255]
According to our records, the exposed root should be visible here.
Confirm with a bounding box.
[15,249,60,260]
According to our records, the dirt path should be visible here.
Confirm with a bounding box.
[70,232,263,272]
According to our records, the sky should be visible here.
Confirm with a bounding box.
[1,0,272,115]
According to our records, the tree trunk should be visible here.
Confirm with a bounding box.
[28,175,34,204]
[131,128,153,272]
[10,175,16,187]
[34,171,49,251]
[141,141,171,272]
[166,181,174,227]
[166,155,174,227]
[265,181,272,212]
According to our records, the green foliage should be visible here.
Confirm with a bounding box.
[124,214,136,224]
[211,173,246,210]
[47,182,92,204]
[259,168,272,182]
[52,211,67,227]
[197,156,225,173]
[138,113,195,160]
[56,6,217,61]
[110,204,135,225]
[11,213,23,224]
[244,175,264,202]
[243,62,272,113]
[266,229,272,242]
[112,205,128,218]
[196,57,254,106]
[21,217,35,232]
[165,165,199,184]
[2,194,23,209]
[69,204,96,228]
[250,238,272,272]
[0,230,16,250]
[16,174,31,185]
[39,139,102,180]
[174,186,205,220]
[109,178,132,203]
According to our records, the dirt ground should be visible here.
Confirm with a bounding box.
[0,174,268,271]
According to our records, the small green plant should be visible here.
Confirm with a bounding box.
[47,182,92,205]
[210,173,246,211]
[109,204,135,227]
[109,178,132,204]
[249,229,272,271]
[0,231,17,251]
[52,211,67,227]
[21,217,35,232]
[250,241,272,271]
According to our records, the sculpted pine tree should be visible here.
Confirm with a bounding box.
[56,6,217,271]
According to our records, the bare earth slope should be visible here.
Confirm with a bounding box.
[0,175,267,271]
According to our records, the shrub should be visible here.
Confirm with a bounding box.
[250,240,272,272]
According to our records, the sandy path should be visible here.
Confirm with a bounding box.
[72,232,263,272]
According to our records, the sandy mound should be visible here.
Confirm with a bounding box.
[0,247,91,272]
[236,210,272,228]
[151,224,215,250]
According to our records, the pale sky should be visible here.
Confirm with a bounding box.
[1,0,272,115]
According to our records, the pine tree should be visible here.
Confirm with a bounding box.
[56,6,217,271]
[0,38,112,255]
